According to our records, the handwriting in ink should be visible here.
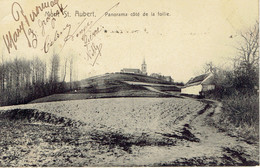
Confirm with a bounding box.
[3,0,67,53]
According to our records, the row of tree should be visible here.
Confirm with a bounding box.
[0,54,77,106]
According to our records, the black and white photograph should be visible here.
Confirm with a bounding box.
[0,0,259,166]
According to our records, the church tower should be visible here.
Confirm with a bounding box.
[141,58,147,75]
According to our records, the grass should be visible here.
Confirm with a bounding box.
[219,92,259,143]
[222,93,258,126]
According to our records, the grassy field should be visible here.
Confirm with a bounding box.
[80,73,175,87]
[79,73,180,94]
[30,73,181,104]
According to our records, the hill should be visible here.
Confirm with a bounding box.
[80,72,174,86]
[30,73,181,104]
[79,72,178,92]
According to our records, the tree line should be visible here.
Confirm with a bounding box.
[0,54,78,106]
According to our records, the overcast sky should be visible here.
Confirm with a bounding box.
[0,0,258,82]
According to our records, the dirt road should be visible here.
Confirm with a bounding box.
[0,97,258,166]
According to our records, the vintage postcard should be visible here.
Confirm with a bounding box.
[0,0,259,166]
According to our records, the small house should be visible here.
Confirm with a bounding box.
[181,73,215,95]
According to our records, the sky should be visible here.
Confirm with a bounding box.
[0,0,258,82]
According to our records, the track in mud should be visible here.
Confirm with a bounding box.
[0,98,258,166]
[0,109,85,127]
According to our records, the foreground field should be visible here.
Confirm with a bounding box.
[0,97,258,166]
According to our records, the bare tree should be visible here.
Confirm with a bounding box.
[203,62,217,74]
[49,53,60,93]
[62,58,68,82]
[50,54,60,84]
[234,21,259,88]
[69,56,73,90]
[0,53,5,91]
[236,21,259,73]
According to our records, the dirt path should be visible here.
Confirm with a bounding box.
[162,98,259,166]
[0,97,258,166]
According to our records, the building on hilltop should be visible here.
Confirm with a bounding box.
[120,58,148,75]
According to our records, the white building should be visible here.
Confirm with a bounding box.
[181,73,215,95]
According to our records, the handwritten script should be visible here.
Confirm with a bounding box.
[2,0,120,66]
[3,0,67,53]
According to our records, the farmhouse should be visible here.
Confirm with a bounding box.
[181,73,215,95]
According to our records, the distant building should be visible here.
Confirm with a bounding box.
[121,58,148,75]
[181,73,215,95]
[120,68,142,74]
